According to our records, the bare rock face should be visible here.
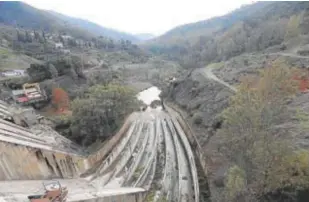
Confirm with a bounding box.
[166,70,232,143]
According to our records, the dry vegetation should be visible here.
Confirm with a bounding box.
[146,2,309,68]
[217,63,309,201]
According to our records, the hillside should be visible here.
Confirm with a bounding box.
[0,2,138,41]
[145,1,309,67]
[47,11,139,42]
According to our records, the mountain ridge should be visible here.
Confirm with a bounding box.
[47,10,140,42]
[0,2,139,42]
[145,1,309,67]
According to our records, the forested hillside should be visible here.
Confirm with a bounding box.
[47,11,139,42]
[0,1,138,41]
[146,1,309,68]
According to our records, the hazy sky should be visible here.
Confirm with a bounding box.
[23,0,253,35]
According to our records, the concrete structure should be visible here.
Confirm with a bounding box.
[0,100,201,201]
[1,70,25,77]
[0,111,137,181]
[55,43,64,49]
[0,118,88,180]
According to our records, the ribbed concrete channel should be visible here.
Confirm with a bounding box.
[0,96,201,202]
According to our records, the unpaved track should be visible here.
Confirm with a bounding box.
[201,66,237,92]
[269,52,309,59]
[200,52,309,94]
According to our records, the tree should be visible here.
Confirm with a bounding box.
[68,38,77,47]
[17,31,26,42]
[70,84,138,147]
[34,30,40,41]
[25,31,32,43]
[47,63,58,78]
[42,31,46,42]
[218,61,306,201]
[59,35,65,44]
[52,88,70,112]
[285,14,301,40]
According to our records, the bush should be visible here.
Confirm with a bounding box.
[218,62,304,200]
[192,112,203,125]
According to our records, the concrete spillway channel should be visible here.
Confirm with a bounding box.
[133,119,158,189]
[103,121,148,187]
[124,121,155,186]
[91,121,144,184]
[171,117,200,202]
[0,119,47,145]
[160,117,179,201]
[92,120,140,178]
[0,108,200,202]
[166,118,194,202]
[89,111,200,202]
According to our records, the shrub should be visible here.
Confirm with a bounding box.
[192,112,203,125]
[218,62,302,200]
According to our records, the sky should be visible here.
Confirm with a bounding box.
[23,0,253,36]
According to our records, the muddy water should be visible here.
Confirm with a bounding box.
[137,86,161,106]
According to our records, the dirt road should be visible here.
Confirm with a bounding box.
[200,65,237,92]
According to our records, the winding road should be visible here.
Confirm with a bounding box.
[201,52,309,93]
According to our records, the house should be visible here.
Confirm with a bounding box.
[1,70,25,77]
[60,49,71,54]
[55,43,64,49]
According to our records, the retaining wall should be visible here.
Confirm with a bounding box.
[0,113,134,181]
[0,141,87,180]
[71,191,146,202]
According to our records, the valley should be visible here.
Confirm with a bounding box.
[1,1,309,202]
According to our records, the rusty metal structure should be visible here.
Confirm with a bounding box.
[28,181,68,202]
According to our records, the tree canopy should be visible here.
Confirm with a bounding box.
[218,62,309,201]
[69,84,138,147]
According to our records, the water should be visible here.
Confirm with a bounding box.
[137,86,161,105]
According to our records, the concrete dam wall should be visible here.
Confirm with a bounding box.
[0,141,87,180]
[0,112,133,181]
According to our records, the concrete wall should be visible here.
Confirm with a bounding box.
[87,117,132,168]
[73,191,146,202]
[0,114,134,181]
[166,104,210,198]
[0,141,87,180]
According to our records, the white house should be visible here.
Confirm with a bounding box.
[55,42,64,49]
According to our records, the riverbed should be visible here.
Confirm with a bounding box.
[137,86,161,106]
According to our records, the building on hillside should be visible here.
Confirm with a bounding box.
[1,39,9,47]
[60,49,71,54]
[11,83,46,106]
[54,42,64,49]
[1,70,25,77]
[62,35,72,40]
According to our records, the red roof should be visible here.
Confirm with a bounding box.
[17,96,29,103]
